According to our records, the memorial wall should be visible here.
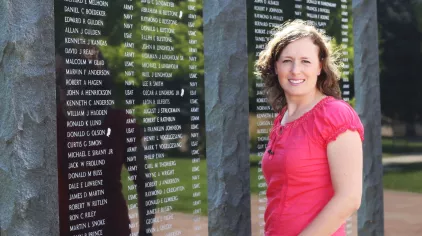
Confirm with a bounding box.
[51,0,354,235]
[246,0,354,235]
[54,0,207,235]
[0,0,387,235]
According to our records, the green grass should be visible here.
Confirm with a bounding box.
[382,137,422,154]
[381,137,422,193]
[382,153,394,158]
[383,162,422,193]
[250,154,261,167]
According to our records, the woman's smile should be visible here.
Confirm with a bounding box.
[288,79,305,85]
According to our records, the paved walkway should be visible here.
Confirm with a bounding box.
[346,190,422,236]
[382,154,422,165]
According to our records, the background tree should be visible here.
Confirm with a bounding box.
[378,0,422,138]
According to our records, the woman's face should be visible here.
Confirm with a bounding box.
[274,37,322,99]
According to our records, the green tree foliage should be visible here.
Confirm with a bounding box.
[378,0,422,137]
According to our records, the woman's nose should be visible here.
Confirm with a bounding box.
[290,62,301,74]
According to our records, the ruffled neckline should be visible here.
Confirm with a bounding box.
[274,96,334,132]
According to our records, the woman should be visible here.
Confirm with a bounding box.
[256,20,364,236]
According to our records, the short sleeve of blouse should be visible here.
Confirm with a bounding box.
[314,99,365,148]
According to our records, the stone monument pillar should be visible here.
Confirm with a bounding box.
[353,0,384,235]
[0,0,384,235]
[0,0,58,235]
[204,0,252,235]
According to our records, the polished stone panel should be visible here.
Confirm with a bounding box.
[54,1,207,235]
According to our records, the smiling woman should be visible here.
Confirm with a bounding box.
[256,20,341,113]
[275,37,322,100]
[255,20,364,236]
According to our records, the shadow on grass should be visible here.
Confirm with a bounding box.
[383,137,422,154]
[384,162,422,173]
[383,162,422,193]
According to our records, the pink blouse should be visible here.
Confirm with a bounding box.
[262,96,364,236]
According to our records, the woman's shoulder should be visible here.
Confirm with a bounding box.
[323,96,353,110]
[312,96,364,145]
[314,96,358,119]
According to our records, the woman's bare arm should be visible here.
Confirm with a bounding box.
[299,130,363,236]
